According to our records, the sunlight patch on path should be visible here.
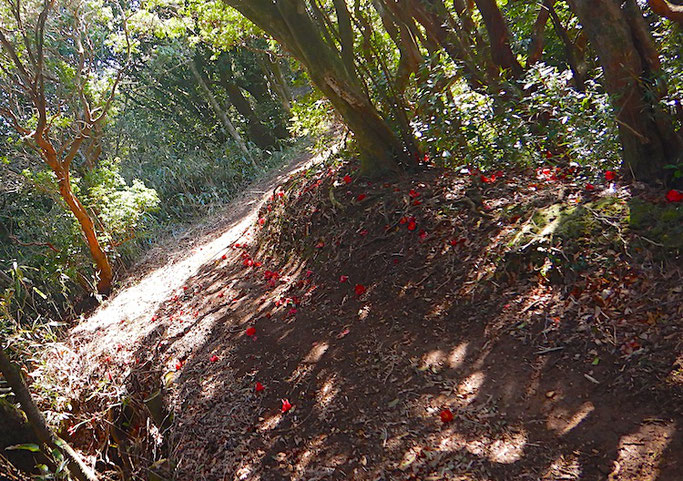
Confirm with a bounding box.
[66,146,329,368]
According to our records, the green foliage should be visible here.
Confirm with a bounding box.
[412,61,619,172]
[83,159,160,244]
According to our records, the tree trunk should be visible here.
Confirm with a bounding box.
[189,59,256,167]
[546,0,587,90]
[225,0,406,176]
[219,71,279,149]
[527,1,551,66]
[472,0,524,77]
[648,0,683,24]
[0,348,99,481]
[568,0,682,183]
[50,162,113,294]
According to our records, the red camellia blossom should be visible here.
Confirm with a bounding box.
[281,399,292,413]
[175,360,185,370]
[246,327,256,337]
[221,254,227,260]
[255,382,265,392]
[354,284,366,296]
[605,170,616,181]
[210,355,219,363]
[399,216,408,225]
[409,189,420,198]
[585,183,595,191]
[340,275,349,283]
[357,193,367,201]
[440,408,454,423]
[407,218,417,231]
[343,175,352,184]
[666,189,683,202]
[418,230,427,240]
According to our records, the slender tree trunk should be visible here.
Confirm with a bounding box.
[472,0,524,77]
[0,348,98,481]
[219,71,279,149]
[527,1,551,66]
[53,166,113,294]
[546,0,587,91]
[189,59,256,167]
[568,0,682,183]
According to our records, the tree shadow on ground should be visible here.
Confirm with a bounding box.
[119,164,681,481]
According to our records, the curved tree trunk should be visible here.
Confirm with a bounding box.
[225,0,406,177]
[568,0,681,183]
[54,165,113,294]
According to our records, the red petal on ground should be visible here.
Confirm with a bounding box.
[210,355,219,363]
[246,327,256,337]
[281,399,292,413]
[440,409,454,423]
[255,382,265,392]
[354,284,366,296]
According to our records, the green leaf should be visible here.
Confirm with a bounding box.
[591,356,600,366]
[33,287,48,299]
[6,443,41,452]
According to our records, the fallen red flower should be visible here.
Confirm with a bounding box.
[354,284,366,296]
[357,193,367,201]
[281,399,292,413]
[340,275,349,283]
[255,382,265,392]
[585,183,595,191]
[440,408,454,423]
[210,355,219,363]
[343,175,352,184]
[418,230,427,240]
[407,218,417,231]
[175,360,185,370]
[665,189,683,202]
[246,327,256,337]
[258,218,265,225]
[409,189,420,198]
[605,170,616,181]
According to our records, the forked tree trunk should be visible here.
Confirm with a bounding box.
[568,0,681,183]
[224,0,406,176]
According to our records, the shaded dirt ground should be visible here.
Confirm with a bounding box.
[40,151,681,481]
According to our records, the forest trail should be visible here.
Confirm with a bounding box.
[47,141,332,399]
[43,149,681,481]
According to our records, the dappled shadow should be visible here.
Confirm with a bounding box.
[51,160,681,480]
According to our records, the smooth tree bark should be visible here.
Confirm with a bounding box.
[189,58,256,167]
[568,0,682,183]
[648,0,683,24]
[224,0,407,176]
[0,1,120,294]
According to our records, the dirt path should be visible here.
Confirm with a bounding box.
[45,141,332,410]
[43,147,681,481]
